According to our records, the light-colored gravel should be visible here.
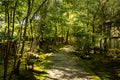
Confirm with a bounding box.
[46,45,94,80]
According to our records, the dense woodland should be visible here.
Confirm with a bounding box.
[0,0,120,80]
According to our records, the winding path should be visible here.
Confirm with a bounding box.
[46,45,94,80]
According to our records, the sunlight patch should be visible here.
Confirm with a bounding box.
[48,69,64,78]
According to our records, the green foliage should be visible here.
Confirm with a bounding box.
[1,0,120,79]
[73,28,92,49]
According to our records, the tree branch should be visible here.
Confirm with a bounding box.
[30,0,48,22]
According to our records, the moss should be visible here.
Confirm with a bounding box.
[76,54,120,80]
[78,58,101,80]
[19,53,50,80]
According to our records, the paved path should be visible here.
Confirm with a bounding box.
[46,45,94,80]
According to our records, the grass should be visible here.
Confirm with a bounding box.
[0,52,51,80]
[70,52,101,80]
[78,58,101,80]
[0,42,66,80]
[18,43,65,80]
[19,53,51,80]
[88,54,120,80]
[73,51,120,80]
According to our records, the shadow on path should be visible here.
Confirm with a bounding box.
[46,45,93,80]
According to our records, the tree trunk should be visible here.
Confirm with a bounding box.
[92,12,97,54]
[11,0,18,36]
[55,25,58,45]
[91,1,101,54]
[15,0,31,74]
[104,38,108,53]
[65,28,69,44]
[4,1,10,79]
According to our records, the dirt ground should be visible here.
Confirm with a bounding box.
[46,45,94,80]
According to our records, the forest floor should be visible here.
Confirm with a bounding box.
[45,45,94,80]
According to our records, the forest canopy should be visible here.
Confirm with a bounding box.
[0,0,120,80]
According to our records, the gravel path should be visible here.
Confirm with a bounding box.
[46,45,94,80]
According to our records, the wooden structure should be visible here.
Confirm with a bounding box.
[110,26,120,49]
[105,20,120,49]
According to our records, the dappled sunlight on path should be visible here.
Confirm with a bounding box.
[46,45,94,80]
[60,45,75,52]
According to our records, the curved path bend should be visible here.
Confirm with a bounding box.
[46,45,94,80]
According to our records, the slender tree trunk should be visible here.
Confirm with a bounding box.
[29,0,48,49]
[91,0,101,54]
[109,22,112,49]
[4,41,11,80]
[15,0,31,74]
[8,0,19,79]
[92,18,95,54]
[11,0,18,36]
[55,25,58,45]
[65,28,69,44]
[4,1,10,79]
